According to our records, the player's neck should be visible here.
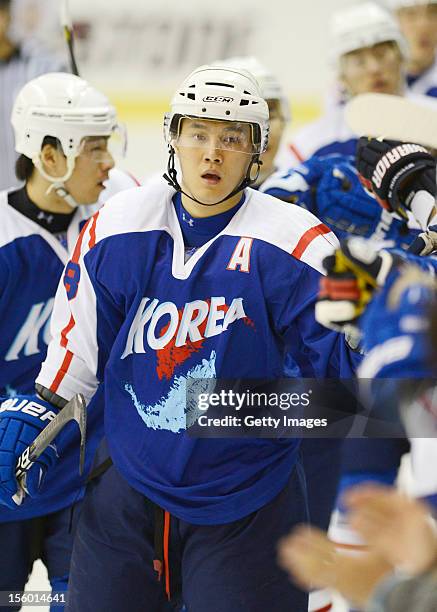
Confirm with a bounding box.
[407,55,435,77]
[26,174,75,215]
[181,189,244,218]
[0,37,15,61]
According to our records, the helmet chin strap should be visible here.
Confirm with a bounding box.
[33,155,81,209]
[163,146,262,207]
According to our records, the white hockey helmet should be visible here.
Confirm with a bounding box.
[211,56,290,123]
[386,0,437,8]
[11,72,121,187]
[164,64,269,155]
[330,2,409,64]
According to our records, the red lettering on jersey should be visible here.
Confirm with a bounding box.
[156,301,230,380]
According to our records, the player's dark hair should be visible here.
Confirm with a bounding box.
[15,136,61,181]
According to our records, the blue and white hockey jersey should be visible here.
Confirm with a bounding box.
[37,178,359,525]
[0,167,139,521]
[276,92,437,169]
[407,59,437,99]
[276,105,357,169]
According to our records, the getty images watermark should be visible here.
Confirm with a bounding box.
[186,378,435,439]
[196,388,328,430]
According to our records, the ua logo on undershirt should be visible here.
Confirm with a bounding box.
[227,238,253,273]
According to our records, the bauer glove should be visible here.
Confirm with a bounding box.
[0,396,59,508]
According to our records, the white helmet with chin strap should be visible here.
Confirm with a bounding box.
[330,2,409,65]
[11,72,120,208]
[212,56,291,123]
[163,64,269,206]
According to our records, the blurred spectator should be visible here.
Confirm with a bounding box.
[0,0,66,189]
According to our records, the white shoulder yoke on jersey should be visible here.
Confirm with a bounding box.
[79,176,338,276]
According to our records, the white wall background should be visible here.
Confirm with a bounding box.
[11,1,393,178]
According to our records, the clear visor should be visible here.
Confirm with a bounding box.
[172,116,260,155]
[76,124,127,163]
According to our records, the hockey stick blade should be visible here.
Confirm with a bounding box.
[345,93,437,149]
[13,394,87,505]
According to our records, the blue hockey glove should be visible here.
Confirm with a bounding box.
[262,155,412,246]
[314,157,411,245]
[359,265,436,378]
[0,396,59,508]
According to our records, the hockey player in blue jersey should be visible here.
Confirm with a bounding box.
[0,72,138,610]
[0,64,360,611]
[214,57,350,612]
[389,0,437,98]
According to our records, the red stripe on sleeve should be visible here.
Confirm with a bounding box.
[291,223,332,260]
[288,143,304,163]
[49,350,74,393]
[71,218,90,264]
[60,314,75,348]
[88,211,100,249]
[126,171,141,186]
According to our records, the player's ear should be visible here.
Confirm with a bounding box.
[40,143,66,175]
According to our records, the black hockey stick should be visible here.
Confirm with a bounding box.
[61,0,80,76]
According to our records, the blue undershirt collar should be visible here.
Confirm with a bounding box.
[173,191,246,248]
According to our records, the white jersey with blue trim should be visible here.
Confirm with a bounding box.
[407,58,437,99]
[0,167,139,521]
[275,104,356,169]
[276,91,437,169]
[36,178,359,524]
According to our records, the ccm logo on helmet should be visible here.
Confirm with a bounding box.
[202,96,234,103]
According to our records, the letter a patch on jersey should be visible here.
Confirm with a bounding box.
[226,238,253,273]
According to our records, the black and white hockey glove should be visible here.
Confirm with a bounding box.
[356,137,436,225]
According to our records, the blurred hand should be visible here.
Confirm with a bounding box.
[345,484,437,574]
[278,525,392,607]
